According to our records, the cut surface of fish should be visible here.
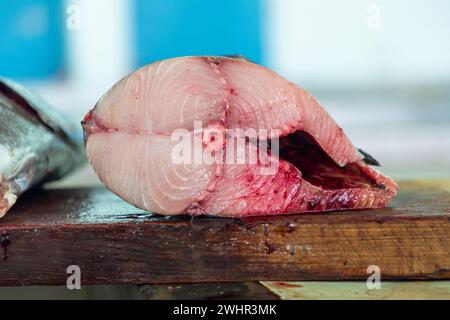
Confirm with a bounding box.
[83,56,398,217]
[0,79,84,217]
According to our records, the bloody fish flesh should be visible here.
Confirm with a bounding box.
[82,56,398,217]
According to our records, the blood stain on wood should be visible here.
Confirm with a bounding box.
[1,231,11,260]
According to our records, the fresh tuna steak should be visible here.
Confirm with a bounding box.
[82,56,398,217]
[0,79,84,217]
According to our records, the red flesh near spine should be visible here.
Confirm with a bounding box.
[82,56,398,217]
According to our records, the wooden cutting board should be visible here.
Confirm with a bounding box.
[0,181,449,286]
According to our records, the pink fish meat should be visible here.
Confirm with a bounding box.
[82,56,398,217]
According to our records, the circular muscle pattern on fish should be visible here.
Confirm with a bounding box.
[83,56,398,217]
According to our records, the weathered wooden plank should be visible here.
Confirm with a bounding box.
[0,284,147,300]
[0,181,449,286]
[262,281,450,300]
[140,282,280,300]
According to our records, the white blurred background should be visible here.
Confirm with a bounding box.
[1,0,449,185]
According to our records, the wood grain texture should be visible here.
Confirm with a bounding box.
[140,282,280,300]
[262,281,450,300]
[0,181,449,286]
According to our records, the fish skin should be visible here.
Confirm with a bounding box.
[0,79,85,217]
[83,56,398,217]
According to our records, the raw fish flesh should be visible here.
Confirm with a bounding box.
[82,56,397,217]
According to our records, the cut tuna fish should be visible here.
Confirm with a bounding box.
[82,56,398,217]
[0,79,84,217]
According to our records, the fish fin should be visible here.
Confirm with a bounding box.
[358,148,381,166]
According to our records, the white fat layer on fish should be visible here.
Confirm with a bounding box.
[0,190,17,217]
[3,191,17,207]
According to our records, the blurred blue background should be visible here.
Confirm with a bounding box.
[134,0,263,66]
[0,0,263,79]
[0,0,65,78]
[0,0,449,180]
[2,0,450,85]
